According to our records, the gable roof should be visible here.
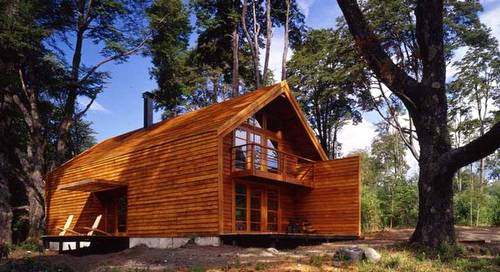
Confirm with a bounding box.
[52,81,327,174]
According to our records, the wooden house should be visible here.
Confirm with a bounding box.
[44,81,361,249]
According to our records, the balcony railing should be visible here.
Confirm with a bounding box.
[231,143,315,187]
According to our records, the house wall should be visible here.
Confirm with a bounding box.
[296,156,361,236]
[221,131,299,233]
[46,131,220,237]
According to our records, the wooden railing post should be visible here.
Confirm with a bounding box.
[250,144,255,174]
[282,153,287,181]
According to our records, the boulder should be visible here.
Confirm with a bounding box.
[267,248,280,254]
[333,247,364,264]
[363,247,381,262]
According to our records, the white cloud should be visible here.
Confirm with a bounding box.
[259,27,293,83]
[78,96,110,113]
[481,4,500,43]
[338,120,377,156]
[297,0,315,18]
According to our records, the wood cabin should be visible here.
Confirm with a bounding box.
[44,81,361,249]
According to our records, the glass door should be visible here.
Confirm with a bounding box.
[234,184,279,233]
[250,188,263,231]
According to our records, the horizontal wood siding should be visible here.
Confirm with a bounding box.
[46,131,219,237]
[222,133,234,233]
[296,156,361,236]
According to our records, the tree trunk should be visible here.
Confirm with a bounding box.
[0,170,12,244]
[231,25,239,97]
[263,0,272,83]
[241,0,261,88]
[410,99,456,247]
[55,17,86,166]
[281,0,290,81]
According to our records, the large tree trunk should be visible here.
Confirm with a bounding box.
[0,168,12,244]
[25,177,45,241]
[335,0,490,248]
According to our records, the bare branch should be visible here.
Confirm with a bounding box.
[79,37,149,84]
[75,94,96,118]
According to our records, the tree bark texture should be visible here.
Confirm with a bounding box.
[263,0,272,83]
[337,0,500,247]
[281,0,290,81]
[0,165,12,244]
[241,0,261,88]
[231,25,240,96]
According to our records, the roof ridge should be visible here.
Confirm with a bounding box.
[47,83,283,175]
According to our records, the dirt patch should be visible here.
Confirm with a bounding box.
[2,227,499,271]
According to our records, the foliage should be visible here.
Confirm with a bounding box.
[10,240,44,253]
[350,126,418,231]
[147,0,192,116]
[288,28,370,158]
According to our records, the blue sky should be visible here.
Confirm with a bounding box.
[78,0,500,166]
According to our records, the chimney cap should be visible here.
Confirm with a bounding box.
[142,91,154,99]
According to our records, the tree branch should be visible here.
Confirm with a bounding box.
[78,37,149,84]
[75,94,96,118]
[336,0,420,111]
[440,121,500,174]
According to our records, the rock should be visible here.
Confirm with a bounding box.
[267,248,280,254]
[333,247,364,264]
[363,247,381,262]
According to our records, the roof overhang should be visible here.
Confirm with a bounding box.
[58,179,126,192]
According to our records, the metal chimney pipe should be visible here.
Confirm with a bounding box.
[142,92,154,128]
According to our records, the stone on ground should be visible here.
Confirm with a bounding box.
[333,247,364,264]
[363,247,381,262]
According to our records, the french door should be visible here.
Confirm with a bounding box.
[235,183,279,232]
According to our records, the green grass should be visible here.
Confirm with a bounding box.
[309,254,324,267]
[355,248,499,272]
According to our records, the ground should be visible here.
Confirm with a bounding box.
[1,226,499,272]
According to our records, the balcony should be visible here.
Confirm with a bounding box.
[231,143,315,188]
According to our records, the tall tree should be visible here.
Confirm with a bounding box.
[147,0,192,116]
[288,29,369,158]
[337,0,500,247]
[241,0,263,87]
[371,123,412,228]
[449,30,499,225]
[0,0,67,239]
[54,0,149,165]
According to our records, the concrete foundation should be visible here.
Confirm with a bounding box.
[129,236,220,249]
[48,241,91,251]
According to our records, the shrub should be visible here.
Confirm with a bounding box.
[309,255,323,267]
